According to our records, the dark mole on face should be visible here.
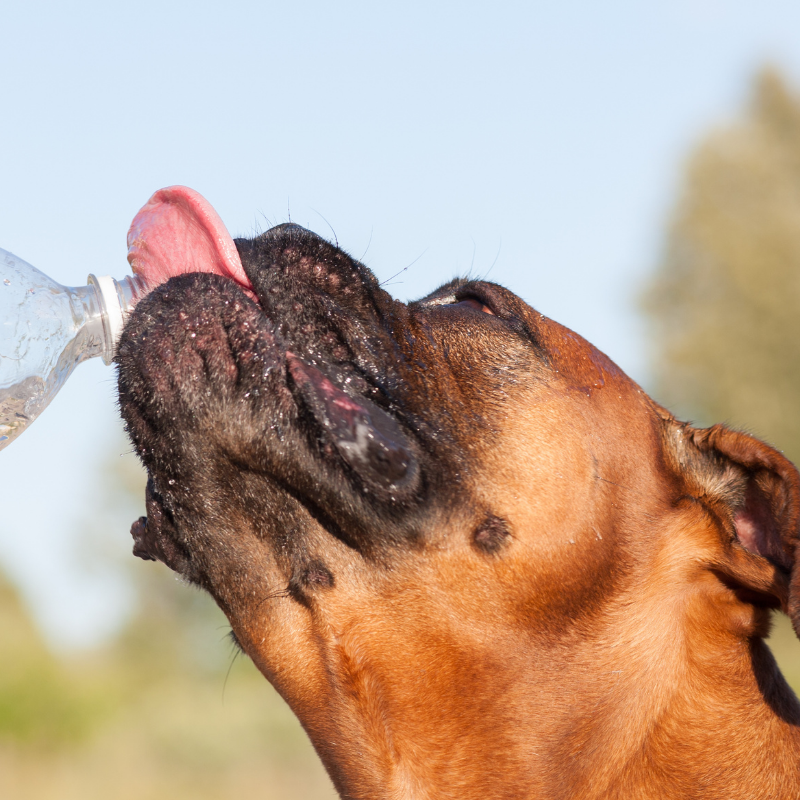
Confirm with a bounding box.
[472,516,511,555]
[303,562,335,588]
[288,559,336,605]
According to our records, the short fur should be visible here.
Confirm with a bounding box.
[118,223,800,799]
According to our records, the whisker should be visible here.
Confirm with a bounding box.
[222,643,242,703]
[359,227,374,262]
[380,248,428,287]
[481,238,502,281]
[467,237,477,281]
[310,207,339,248]
[255,586,292,609]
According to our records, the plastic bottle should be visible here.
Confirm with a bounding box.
[0,247,147,451]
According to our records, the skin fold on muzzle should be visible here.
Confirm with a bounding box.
[117,223,800,800]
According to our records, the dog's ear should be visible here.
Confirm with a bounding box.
[661,415,800,636]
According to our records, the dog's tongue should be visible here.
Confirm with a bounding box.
[127,186,254,296]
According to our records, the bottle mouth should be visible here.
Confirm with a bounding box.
[87,273,148,364]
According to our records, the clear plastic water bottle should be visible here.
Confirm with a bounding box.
[0,247,148,451]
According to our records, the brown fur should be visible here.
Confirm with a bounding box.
[118,223,800,798]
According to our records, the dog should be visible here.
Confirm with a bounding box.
[118,218,800,799]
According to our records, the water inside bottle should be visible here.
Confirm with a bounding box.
[0,377,42,443]
[0,249,108,450]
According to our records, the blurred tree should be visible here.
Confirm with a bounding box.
[0,570,115,747]
[0,432,336,799]
[643,66,800,689]
[644,67,800,456]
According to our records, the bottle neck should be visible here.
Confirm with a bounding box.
[84,273,149,364]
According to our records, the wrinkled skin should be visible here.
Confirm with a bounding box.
[118,224,800,800]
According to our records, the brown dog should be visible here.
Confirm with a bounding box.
[118,222,800,799]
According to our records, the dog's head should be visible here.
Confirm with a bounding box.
[118,212,800,793]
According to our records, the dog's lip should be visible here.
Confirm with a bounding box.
[285,349,417,490]
[180,270,418,491]
[130,517,156,562]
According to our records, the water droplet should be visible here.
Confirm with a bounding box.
[3,279,9,286]
[168,479,175,485]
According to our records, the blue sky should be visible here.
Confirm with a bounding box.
[2,0,800,648]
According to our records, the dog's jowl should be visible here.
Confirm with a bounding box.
[118,195,800,799]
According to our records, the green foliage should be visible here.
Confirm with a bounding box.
[0,575,116,747]
[643,66,800,690]
[644,69,800,456]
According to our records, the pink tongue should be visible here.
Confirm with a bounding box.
[127,186,255,297]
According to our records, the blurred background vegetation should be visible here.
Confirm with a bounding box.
[644,66,800,689]
[3,65,800,799]
[0,447,336,799]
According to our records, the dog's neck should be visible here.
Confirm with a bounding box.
[252,586,800,800]
[537,613,800,799]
